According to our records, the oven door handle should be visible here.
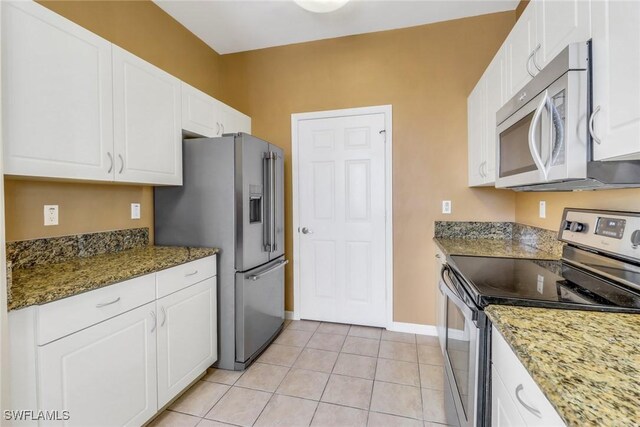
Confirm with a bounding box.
[439,265,477,322]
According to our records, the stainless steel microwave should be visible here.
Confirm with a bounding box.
[496,42,590,189]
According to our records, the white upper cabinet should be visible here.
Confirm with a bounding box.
[591,0,640,161]
[219,102,252,135]
[181,82,252,138]
[506,2,537,98]
[1,1,114,181]
[469,48,505,187]
[534,0,591,69]
[181,82,220,138]
[468,80,486,187]
[113,46,182,185]
[483,49,506,182]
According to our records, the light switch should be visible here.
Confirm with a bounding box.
[539,201,546,218]
[442,200,452,214]
[131,203,141,220]
[44,205,59,226]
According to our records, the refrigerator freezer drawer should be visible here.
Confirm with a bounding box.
[235,257,286,364]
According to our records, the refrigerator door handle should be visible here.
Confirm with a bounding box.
[270,152,277,252]
[263,153,272,252]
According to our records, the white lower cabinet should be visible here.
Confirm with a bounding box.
[492,368,526,427]
[157,278,217,407]
[38,302,158,427]
[8,256,218,427]
[491,326,565,426]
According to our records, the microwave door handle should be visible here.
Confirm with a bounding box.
[528,91,550,180]
[547,100,565,173]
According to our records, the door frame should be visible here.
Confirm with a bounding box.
[291,105,393,327]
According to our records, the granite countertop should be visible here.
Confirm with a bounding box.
[486,305,640,427]
[9,246,219,311]
[434,237,559,260]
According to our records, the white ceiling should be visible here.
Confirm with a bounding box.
[154,0,519,54]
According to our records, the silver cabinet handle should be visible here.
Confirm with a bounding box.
[515,384,542,418]
[96,297,121,308]
[184,270,198,277]
[526,50,536,78]
[248,259,289,281]
[160,306,166,327]
[221,123,225,134]
[118,154,124,174]
[478,163,484,178]
[107,152,114,174]
[589,105,602,145]
[150,311,157,333]
[531,44,542,72]
[216,122,220,135]
[301,227,313,235]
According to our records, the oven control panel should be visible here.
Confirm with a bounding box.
[560,208,640,262]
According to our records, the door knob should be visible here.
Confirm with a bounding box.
[301,227,313,234]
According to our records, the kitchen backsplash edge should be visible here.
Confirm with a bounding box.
[7,228,150,270]
[435,221,562,257]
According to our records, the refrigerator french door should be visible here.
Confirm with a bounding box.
[154,133,286,370]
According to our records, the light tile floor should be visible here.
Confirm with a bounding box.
[149,320,451,427]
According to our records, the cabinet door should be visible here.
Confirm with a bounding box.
[181,82,220,138]
[468,80,486,187]
[506,2,537,98]
[591,0,640,161]
[535,0,590,70]
[157,278,217,407]
[38,302,158,427]
[484,49,506,183]
[219,103,252,135]
[1,1,114,181]
[491,368,526,427]
[113,46,182,185]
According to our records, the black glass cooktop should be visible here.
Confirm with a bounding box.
[449,255,640,312]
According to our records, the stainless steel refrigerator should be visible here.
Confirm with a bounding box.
[154,133,285,370]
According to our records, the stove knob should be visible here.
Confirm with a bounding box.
[631,230,640,247]
[563,220,572,231]
[569,222,586,233]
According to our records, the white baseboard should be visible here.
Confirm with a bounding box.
[387,321,437,336]
[284,311,295,320]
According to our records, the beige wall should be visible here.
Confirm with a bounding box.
[515,190,640,231]
[4,179,154,242]
[219,13,518,325]
[4,0,224,243]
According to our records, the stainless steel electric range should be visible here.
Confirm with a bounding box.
[438,208,640,427]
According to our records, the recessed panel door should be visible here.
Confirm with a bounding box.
[298,113,386,327]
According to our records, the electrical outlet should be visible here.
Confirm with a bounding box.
[537,274,545,294]
[131,203,141,220]
[44,205,59,226]
[442,200,452,214]
[539,201,546,218]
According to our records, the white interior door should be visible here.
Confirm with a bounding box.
[297,113,387,327]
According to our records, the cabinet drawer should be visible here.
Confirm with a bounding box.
[491,327,565,426]
[156,256,216,298]
[37,274,156,345]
